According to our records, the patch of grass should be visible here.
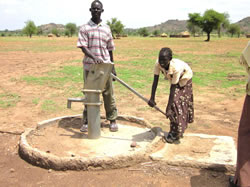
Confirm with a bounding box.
[22,66,83,88]
[32,98,40,105]
[41,100,57,111]
[67,59,82,64]
[0,93,20,108]
[10,36,248,105]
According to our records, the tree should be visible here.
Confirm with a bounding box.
[188,10,224,41]
[64,30,70,37]
[22,20,37,38]
[107,18,124,38]
[188,13,203,37]
[65,23,77,37]
[217,13,230,37]
[201,9,224,41]
[153,30,160,37]
[187,22,201,37]
[37,27,43,36]
[138,28,149,37]
[52,28,60,37]
[228,24,241,37]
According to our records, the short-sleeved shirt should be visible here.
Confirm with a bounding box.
[240,41,250,95]
[77,19,115,70]
[154,58,193,87]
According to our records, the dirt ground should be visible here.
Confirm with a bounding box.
[0,38,244,186]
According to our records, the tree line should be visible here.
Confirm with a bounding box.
[187,9,241,41]
[1,9,244,41]
[21,20,78,38]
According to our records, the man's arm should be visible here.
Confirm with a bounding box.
[81,47,103,64]
[109,50,117,78]
[148,74,159,107]
[109,51,113,62]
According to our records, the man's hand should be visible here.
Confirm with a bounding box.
[93,57,103,64]
[148,99,156,107]
[112,65,117,76]
[81,47,103,64]
[111,65,117,81]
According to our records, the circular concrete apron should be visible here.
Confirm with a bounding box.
[19,115,162,171]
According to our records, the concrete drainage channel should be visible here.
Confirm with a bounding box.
[18,114,237,172]
[18,114,163,171]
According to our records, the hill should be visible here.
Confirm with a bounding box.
[236,17,250,33]
[1,16,249,35]
[38,23,65,34]
[125,17,250,35]
[146,19,187,34]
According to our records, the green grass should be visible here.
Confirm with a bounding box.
[41,100,57,111]
[32,98,40,105]
[22,65,83,87]
[0,92,20,108]
[4,36,247,114]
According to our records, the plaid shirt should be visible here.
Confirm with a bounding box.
[77,19,115,70]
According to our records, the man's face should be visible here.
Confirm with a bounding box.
[90,2,103,20]
[159,55,170,69]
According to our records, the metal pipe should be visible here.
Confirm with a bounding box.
[110,73,166,116]
[67,97,86,109]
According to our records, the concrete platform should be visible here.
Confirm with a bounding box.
[19,115,237,172]
[150,133,237,172]
[19,115,162,170]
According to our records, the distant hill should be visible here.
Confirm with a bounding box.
[125,17,250,35]
[38,23,65,34]
[1,16,249,35]
[124,19,187,34]
[146,19,187,34]
[236,17,250,33]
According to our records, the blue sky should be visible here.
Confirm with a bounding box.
[0,0,249,30]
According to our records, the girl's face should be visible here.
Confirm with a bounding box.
[159,55,170,69]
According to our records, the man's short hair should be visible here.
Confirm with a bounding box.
[91,0,103,8]
[159,47,172,61]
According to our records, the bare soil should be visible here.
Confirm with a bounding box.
[0,38,243,186]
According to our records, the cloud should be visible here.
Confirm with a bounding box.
[0,0,21,5]
[3,9,17,14]
[0,0,249,30]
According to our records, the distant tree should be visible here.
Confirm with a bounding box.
[22,20,37,38]
[153,30,160,36]
[125,30,137,36]
[217,13,230,37]
[138,28,149,37]
[201,9,224,41]
[188,13,203,37]
[107,18,124,38]
[52,28,60,37]
[187,22,201,36]
[188,10,224,41]
[64,30,70,37]
[228,24,241,37]
[65,23,77,37]
[37,27,43,36]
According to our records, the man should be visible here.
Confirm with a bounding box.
[77,0,118,132]
[229,42,250,187]
[148,47,194,144]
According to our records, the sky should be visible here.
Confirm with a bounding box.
[0,0,249,31]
